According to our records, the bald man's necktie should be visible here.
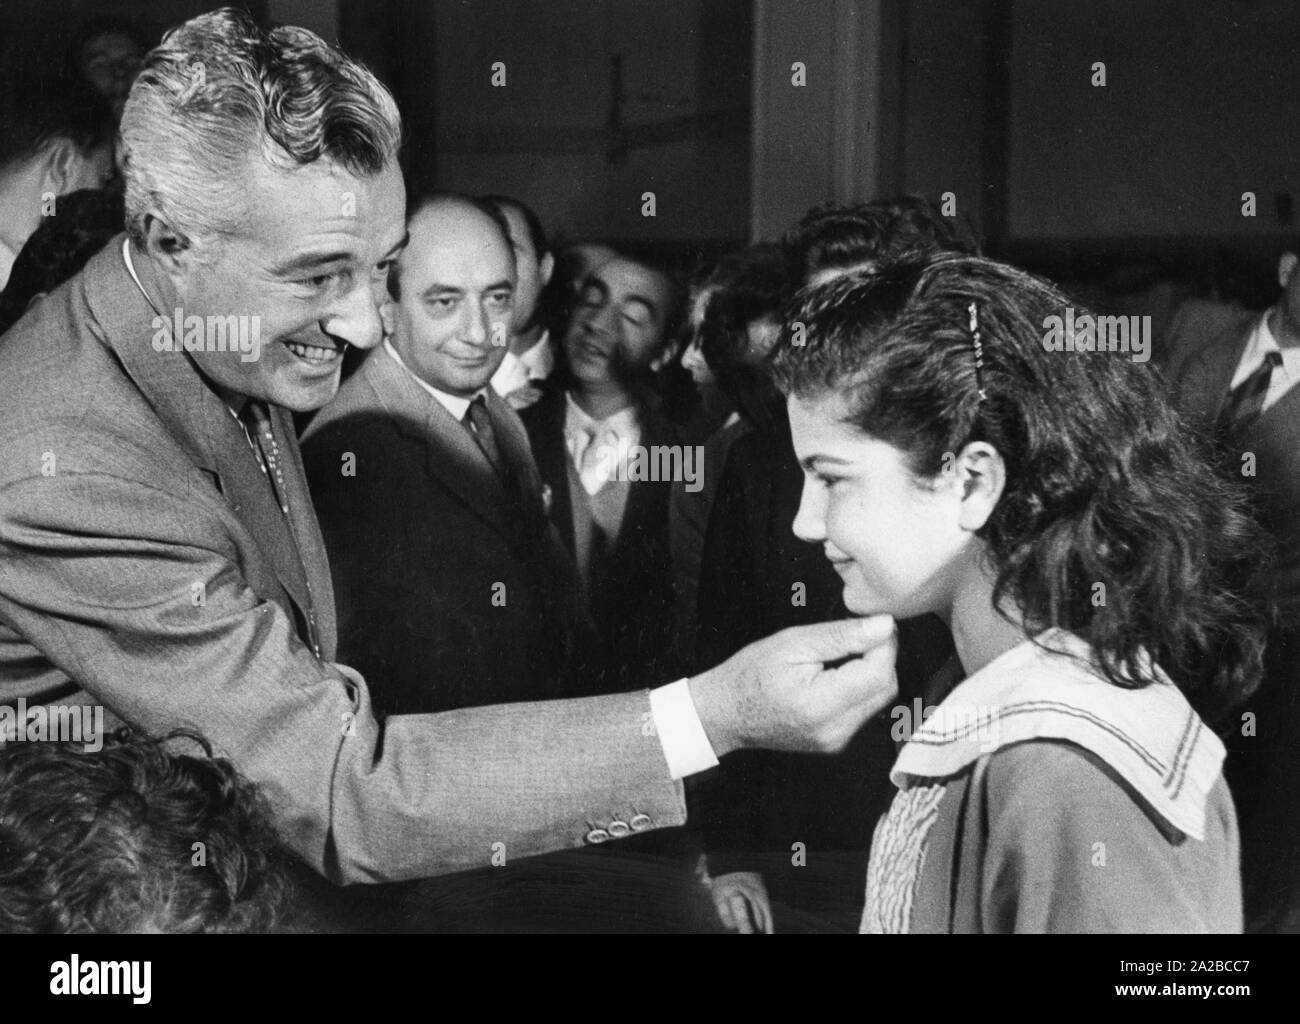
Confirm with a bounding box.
[463,394,506,478]
[1219,350,1282,436]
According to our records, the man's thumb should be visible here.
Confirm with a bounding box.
[783,615,896,662]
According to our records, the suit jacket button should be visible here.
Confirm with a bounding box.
[629,814,652,832]
[585,828,611,845]
[608,820,631,838]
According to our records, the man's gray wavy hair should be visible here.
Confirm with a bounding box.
[120,7,401,254]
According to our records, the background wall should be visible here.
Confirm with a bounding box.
[748,0,1296,302]
[361,0,753,250]
[749,0,900,241]
[0,0,270,81]
[1006,0,1298,244]
[2,0,1295,288]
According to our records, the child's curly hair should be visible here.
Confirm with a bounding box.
[0,728,289,933]
[772,254,1271,727]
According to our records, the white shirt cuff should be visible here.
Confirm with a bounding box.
[649,678,720,780]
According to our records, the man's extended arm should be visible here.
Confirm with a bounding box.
[0,469,897,884]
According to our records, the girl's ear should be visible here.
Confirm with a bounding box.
[952,441,1006,532]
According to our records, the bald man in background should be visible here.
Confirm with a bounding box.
[303,193,603,720]
[304,193,632,927]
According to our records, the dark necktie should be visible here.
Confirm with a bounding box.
[1218,350,1282,436]
[462,394,506,478]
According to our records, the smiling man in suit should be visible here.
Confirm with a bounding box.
[0,9,903,914]
[1164,247,1300,933]
[302,193,603,719]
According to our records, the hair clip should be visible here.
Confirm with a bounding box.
[968,301,987,402]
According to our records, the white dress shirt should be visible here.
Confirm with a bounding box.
[383,339,482,419]
[1229,312,1300,414]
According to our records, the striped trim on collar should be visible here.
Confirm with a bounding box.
[891,629,1224,841]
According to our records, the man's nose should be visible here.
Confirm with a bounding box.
[791,475,827,544]
[321,277,383,351]
[584,300,618,340]
[463,302,490,346]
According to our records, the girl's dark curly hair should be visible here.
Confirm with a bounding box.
[771,254,1270,726]
[0,728,290,933]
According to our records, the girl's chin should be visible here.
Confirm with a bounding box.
[841,583,892,618]
[841,577,923,620]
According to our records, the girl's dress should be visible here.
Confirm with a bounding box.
[861,629,1241,933]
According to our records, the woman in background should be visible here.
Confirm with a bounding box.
[771,255,1269,932]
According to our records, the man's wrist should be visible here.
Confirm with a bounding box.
[649,678,722,778]
[686,668,742,759]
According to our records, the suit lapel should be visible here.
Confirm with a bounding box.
[205,401,321,650]
[358,348,518,538]
[607,403,669,565]
[524,385,576,553]
[1174,319,1253,427]
[1241,365,1300,442]
[485,388,552,522]
[272,402,337,657]
[84,238,325,653]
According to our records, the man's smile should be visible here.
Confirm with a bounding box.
[283,339,344,369]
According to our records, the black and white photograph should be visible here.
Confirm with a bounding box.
[0,0,1295,972]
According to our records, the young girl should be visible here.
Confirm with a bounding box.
[771,255,1269,933]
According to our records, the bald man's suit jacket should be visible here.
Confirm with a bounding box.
[301,347,606,716]
[0,238,684,885]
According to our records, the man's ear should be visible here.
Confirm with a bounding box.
[950,441,1006,532]
[1279,253,1298,291]
[39,137,83,195]
[139,212,196,283]
[539,250,555,288]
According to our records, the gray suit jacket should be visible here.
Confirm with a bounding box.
[0,237,684,884]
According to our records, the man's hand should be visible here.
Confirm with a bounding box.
[711,871,774,934]
[688,616,898,757]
